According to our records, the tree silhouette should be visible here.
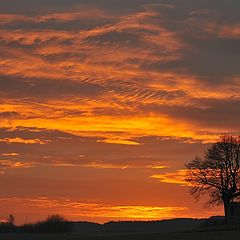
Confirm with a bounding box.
[7,214,15,225]
[186,134,240,222]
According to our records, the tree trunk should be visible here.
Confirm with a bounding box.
[223,200,230,223]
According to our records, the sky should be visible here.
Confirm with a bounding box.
[0,0,240,224]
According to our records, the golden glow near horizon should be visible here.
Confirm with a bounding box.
[0,197,222,223]
[0,0,239,224]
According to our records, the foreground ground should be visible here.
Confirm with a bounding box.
[1,230,240,240]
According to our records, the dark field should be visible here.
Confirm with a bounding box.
[1,230,240,240]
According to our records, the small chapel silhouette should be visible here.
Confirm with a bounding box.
[229,202,240,224]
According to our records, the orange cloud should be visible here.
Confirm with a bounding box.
[219,24,240,39]
[98,138,141,146]
[52,162,130,170]
[1,111,220,143]
[0,137,49,145]
[1,153,19,156]
[0,160,34,169]
[0,96,223,146]
[0,10,110,25]
[151,169,189,186]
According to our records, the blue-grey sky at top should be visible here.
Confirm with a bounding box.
[0,0,240,14]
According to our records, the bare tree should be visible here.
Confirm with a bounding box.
[185,134,240,222]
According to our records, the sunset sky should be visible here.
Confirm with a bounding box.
[0,0,240,224]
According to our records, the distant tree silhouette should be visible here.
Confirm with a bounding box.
[186,134,240,223]
[7,214,15,225]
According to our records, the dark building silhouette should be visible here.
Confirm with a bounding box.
[228,202,240,224]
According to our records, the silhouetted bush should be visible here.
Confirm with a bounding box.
[46,214,65,223]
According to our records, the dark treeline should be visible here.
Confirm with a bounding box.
[0,216,226,234]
